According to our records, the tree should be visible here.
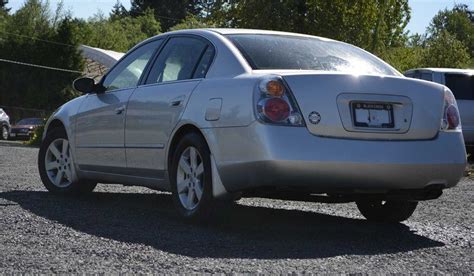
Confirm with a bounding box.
[420,31,470,68]
[130,0,199,31]
[78,8,161,52]
[210,0,410,53]
[0,0,10,12]
[427,4,474,57]
[380,46,423,72]
[169,14,214,31]
[110,0,129,20]
[0,0,83,111]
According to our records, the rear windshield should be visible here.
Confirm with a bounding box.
[226,34,399,76]
[445,73,474,100]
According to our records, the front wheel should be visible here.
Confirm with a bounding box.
[170,133,214,221]
[356,200,418,223]
[38,128,96,195]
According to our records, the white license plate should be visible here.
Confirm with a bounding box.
[352,102,394,128]
[10,133,16,137]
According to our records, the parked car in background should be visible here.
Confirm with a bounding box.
[404,68,474,151]
[10,118,44,140]
[38,29,467,223]
[0,108,10,140]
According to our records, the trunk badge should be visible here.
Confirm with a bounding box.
[309,112,321,125]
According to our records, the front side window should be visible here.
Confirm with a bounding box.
[227,34,400,76]
[445,73,474,100]
[146,37,212,84]
[102,40,162,91]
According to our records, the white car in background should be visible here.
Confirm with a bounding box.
[405,68,474,151]
[0,108,10,140]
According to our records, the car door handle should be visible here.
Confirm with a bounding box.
[169,95,186,107]
[115,105,126,114]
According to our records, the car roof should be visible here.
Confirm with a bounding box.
[207,28,336,41]
[406,68,474,75]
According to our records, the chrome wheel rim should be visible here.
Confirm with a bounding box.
[2,127,7,140]
[45,138,73,188]
[176,146,204,210]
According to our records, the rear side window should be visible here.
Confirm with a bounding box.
[420,72,433,81]
[445,74,474,100]
[146,37,213,84]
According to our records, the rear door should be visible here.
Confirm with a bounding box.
[75,40,162,172]
[125,36,215,174]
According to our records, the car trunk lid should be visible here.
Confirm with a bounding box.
[282,73,445,140]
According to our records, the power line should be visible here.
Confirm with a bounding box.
[0,31,77,48]
[0,58,82,74]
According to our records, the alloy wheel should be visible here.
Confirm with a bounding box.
[176,146,205,210]
[44,138,73,188]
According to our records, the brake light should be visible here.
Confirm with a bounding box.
[440,88,461,131]
[255,77,304,126]
[261,97,290,121]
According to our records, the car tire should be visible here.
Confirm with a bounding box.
[1,125,8,140]
[356,200,418,223]
[38,127,96,195]
[170,132,214,221]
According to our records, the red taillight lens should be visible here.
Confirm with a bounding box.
[261,98,290,122]
[256,77,304,126]
[446,105,460,129]
[441,88,461,132]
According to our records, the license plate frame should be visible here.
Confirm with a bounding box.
[351,102,394,129]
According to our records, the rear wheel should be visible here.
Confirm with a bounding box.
[38,128,96,194]
[170,133,214,221]
[1,125,8,140]
[356,200,418,223]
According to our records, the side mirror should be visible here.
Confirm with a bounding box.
[73,77,96,94]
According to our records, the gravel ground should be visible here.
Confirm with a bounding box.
[0,143,472,273]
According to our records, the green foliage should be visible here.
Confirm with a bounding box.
[170,14,214,31]
[0,0,83,111]
[130,0,198,31]
[206,0,410,53]
[428,4,474,57]
[0,0,9,12]
[379,46,423,72]
[420,31,470,68]
[76,8,161,52]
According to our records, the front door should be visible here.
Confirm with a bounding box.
[75,39,163,173]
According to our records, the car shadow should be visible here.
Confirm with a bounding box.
[0,190,444,259]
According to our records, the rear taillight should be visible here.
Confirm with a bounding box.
[255,77,304,126]
[440,88,461,131]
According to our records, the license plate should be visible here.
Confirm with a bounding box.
[352,102,394,128]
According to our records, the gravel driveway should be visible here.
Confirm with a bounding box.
[0,143,472,273]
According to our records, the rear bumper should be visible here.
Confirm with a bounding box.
[203,123,467,193]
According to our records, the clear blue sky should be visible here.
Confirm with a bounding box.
[6,0,473,34]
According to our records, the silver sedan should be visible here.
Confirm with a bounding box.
[38,29,467,222]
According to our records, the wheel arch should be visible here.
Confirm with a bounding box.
[46,119,66,133]
[166,123,211,171]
